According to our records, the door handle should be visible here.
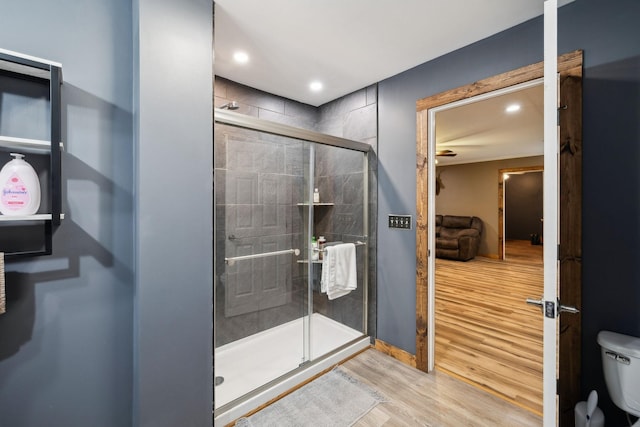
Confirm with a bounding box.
[526,297,544,311]
[526,297,580,318]
[559,304,579,314]
[526,297,553,317]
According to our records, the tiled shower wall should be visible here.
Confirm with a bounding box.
[215,77,377,344]
[312,145,369,332]
[214,124,307,345]
[316,83,378,337]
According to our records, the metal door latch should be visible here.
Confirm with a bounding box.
[559,303,579,314]
[526,297,579,318]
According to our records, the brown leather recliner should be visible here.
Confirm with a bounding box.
[435,215,483,261]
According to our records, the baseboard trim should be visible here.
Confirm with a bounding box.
[479,253,500,259]
[374,339,417,368]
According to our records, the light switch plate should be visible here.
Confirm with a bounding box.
[388,214,412,229]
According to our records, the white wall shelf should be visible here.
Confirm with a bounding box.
[0,213,65,222]
[0,135,64,154]
[0,48,61,80]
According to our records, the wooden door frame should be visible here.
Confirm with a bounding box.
[416,50,582,421]
[499,166,544,261]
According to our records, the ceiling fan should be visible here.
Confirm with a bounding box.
[436,149,457,157]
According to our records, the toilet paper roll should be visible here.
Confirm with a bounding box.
[575,401,605,427]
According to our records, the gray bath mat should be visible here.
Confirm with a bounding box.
[235,367,386,427]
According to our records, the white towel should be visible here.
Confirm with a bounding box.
[321,243,357,300]
[1,252,5,315]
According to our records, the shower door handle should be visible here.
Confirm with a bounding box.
[225,248,301,266]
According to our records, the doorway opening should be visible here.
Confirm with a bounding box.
[429,78,546,414]
[500,167,544,265]
[416,50,583,424]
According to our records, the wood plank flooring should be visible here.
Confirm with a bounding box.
[504,239,543,265]
[341,348,542,426]
[435,250,543,415]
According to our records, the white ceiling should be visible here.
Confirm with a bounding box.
[435,82,544,166]
[214,0,573,107]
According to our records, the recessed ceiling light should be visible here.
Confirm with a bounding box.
[309,81,323,92]
[505,104,521,113]
[233,51,249,64]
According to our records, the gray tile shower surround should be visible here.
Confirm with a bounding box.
[215,129,367,345]
[215,77,377,346]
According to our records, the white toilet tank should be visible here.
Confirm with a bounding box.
[598,330,640,417]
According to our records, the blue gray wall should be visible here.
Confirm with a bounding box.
[134,0,213,426]
[377,0,640,422]
[0,0,135,426]
[377,10,544,356]
[0,0,214,426]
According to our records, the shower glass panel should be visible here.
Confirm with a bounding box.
[307,143,367,361]
[214,112,370,418]
[214,123,310,408]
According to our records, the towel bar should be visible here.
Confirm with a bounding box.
[313,241,366,253]
[225,248,300,266]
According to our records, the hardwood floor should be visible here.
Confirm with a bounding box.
[504,239,543,265]
[435,253,544,415]
[341,348,542,426]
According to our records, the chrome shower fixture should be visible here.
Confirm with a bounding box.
[218,101,239,110]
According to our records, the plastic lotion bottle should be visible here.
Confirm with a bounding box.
[0,153,41,216]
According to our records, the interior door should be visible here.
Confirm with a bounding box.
[541,6,559,423]
[541,3,583,425]
[527,63,583,426]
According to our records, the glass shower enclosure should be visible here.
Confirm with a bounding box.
[213,110,371,424]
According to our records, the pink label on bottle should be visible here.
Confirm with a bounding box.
[1,173,30,211]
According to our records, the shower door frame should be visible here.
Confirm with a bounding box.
[213,108,371,419]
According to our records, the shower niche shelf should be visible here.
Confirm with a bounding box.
[296,203,332,264]
[297,202,334,264]
[0,49,64,259]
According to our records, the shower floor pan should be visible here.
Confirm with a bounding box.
[214,313,369,425]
